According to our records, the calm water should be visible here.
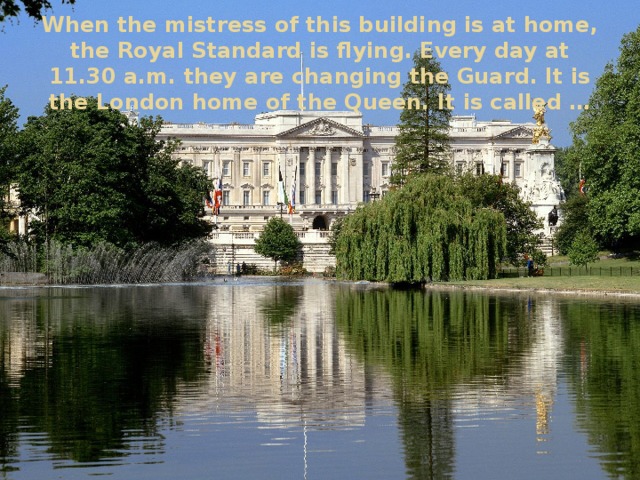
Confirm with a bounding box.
[1,278,639,479]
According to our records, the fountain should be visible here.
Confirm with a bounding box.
[0,240,214,285]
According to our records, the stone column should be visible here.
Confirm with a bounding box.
[354,147,364,203]
[253,147,260,193]
[233,147,242,205]
[324,146,332,205]
[487,143,496,175]
[509,149,516,182]
[308,147,316,204]
[340,147,350,204]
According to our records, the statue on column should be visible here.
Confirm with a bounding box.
[532,103,551,144]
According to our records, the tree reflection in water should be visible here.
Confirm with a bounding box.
[335,288,535,480]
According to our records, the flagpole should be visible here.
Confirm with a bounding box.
[300,52,304,111]
[214,159,223,227]
[289,165,297,225]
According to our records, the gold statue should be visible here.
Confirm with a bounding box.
[532,102,551,144]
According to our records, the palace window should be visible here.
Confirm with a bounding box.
[263,190,270,205]
[263,162,270,176]
[515,162,523,178]
[331,162,338,176]
[315,162,321,177]
[203,160,212,177]
[299,189,305,205]
[222,191,230,206]
[243,190,250,206]
[502,162,509,177]
[456,162,464,175]
[243,162,250,176]
[331,190,338,205]
[299,162,306,177]
[222,161,231,177]
[315,190,322,205]
[475,163,484,175]
[381,162,389,177]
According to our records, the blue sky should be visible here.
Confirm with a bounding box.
[0,0,638,146]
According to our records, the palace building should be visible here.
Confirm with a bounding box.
[158,109,563,236]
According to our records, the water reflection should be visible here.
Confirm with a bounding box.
[1,281,640,479]
[0,286,209,468]
[560,300,640,478]
[195,280,368,430]
[335,289,540,479]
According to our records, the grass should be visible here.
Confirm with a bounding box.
[444,252,640,295]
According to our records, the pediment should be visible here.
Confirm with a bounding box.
[494,126,534,139]
[277,117,364,139]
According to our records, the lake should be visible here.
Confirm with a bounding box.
[1,278,639,479]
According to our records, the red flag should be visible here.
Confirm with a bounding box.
[214,176,223,215]
[579,178,586,196]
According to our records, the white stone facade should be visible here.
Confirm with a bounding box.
[159,110,563,238]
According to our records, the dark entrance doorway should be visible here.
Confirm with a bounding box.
[312,215,328,230]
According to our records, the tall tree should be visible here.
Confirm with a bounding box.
[16,97,211,248]
[554,193,591,255]
[0,86,18,254]
[0,0,75,22]
[391,51,452,186]
[569,26,640,249]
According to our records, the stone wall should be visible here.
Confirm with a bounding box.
[208,230,335,274]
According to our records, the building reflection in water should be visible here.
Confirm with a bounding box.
[449,296,563,454]
[187,280,393,431]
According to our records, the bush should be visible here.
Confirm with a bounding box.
[278,262,307,276]
[323,265,336,278]
[567,230,599,268]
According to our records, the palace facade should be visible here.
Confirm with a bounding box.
[159,110,563,234]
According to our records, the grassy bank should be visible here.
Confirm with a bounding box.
[443,253,640,295]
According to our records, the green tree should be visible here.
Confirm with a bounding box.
[391,51,452,187]
[335,174,506,283]
[554,146,584,200]
[1,0,75,22]
[569,26,640,249]
[0,86,19,254]
[457,173,544,266]
[254,217,301,270]
[16,97,211,249]
[567,230,599,268]
[555,194,591,255]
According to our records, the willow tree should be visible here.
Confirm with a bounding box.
[390,51,452,187]
[335,175,506,283]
